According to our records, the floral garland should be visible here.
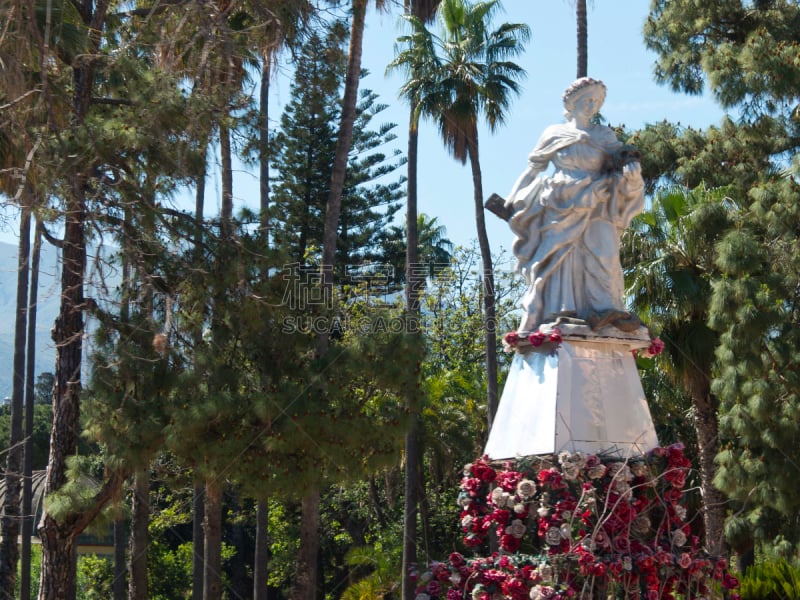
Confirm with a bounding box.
[412,445,739,600]
[503,327,666,362]
[503,328,563,353]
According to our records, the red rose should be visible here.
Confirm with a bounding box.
[548,329,562,344]
[528,331,546,347]
[448,552,466,568]
[500,534,521,552]
[471,462,497,483]
[504,331,521,346]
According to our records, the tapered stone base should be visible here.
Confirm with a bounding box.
[484,337,658,460]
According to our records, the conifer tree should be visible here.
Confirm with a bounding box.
[642,0,800,561]
[710,175,800,557]
[269,21,404,271]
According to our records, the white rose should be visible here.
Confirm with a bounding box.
[516,478,537,498]
[506,518,526,538]
[545,526,562,546]
[672,528,688,547]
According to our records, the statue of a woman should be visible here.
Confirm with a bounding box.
[504,77,644,334]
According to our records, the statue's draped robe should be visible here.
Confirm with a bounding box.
[508,123,644,333]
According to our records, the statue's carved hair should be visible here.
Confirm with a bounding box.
[562,77,607,114]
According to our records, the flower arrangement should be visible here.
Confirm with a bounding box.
[503,328,563,353]
[413,445,739,600]
[633,337,665,360]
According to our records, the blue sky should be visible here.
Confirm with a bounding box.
[1,1,726,254]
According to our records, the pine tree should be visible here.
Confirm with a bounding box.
[710,175,800,556]
[642,0,800,562]
[269,20,404,272]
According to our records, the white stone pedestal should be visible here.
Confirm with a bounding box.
[484,337,658,460]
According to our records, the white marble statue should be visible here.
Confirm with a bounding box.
[504,77,644,334]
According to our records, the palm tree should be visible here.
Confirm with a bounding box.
[575,0,588,78]
[623,184,735,556]
[390,0,529,428]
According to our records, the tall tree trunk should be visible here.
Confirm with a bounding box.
[254,500,269,600]
[38,181,86,600]
[113,519,126,600]
[401,111,421,600]
[290,490,321,600]
[318,0,367,316]
[193,140,208,600]
[193,484,206,600]
[300,4,368,599]
[259,58,271,241]
[203,480,224,600]
[128,471,150,600]
[228,492,248,600]
[220,122,234,237]
[467,131,498,427]
[689,373,726,556]
[576,0,588,78]
[21,219,43,600]
[0,202,32,596]
[38,3,113,595]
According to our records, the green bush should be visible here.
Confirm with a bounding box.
[739,558,800,600]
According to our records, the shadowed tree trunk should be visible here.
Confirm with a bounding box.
[260,59,271,240]
[21,219,43,600]
[254,500,269,600]
[193,484,205,600]
[203,480,223,600]
[113,519,126,600]
[128,471,150,600]
[0,201,32,596]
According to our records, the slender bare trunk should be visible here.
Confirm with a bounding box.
[21,219,43,600]
[318,0,367,324]
[290,490,321,600]
[0,203,32,596]
[259,58,271,241]
[254,500,269,600]
[576,0,588,78]
[203,480,223,600]
[220,122,234,237]
[467,130,498,427]
[402,111,421,600]
[128,471,150,600]
[193,484,205,600]
[113,519,126,600]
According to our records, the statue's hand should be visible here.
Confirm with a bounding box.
[622,161,641,180]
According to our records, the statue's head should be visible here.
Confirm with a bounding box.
[562,77,607,119]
